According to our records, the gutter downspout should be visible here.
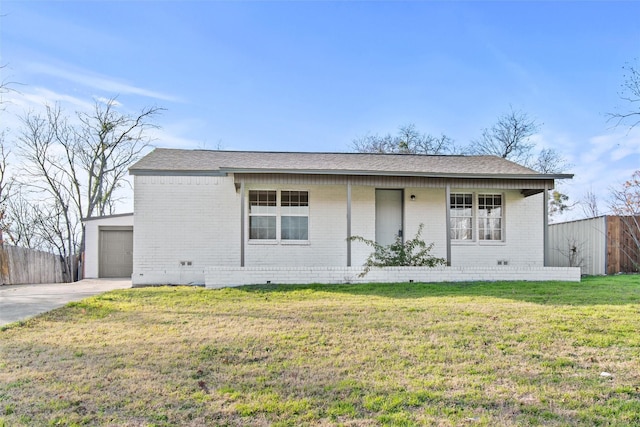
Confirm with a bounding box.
[347,179,352,267]
[240,178,245,267]
[543,182,549,267]
[445,184,451,266]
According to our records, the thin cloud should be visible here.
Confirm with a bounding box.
[26,62,183,103]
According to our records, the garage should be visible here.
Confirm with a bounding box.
[99,227,133,278]
[83,213,134,279]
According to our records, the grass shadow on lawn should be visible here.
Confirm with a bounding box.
[233,274,640,306]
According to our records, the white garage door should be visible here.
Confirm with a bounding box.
[99,227,133,278]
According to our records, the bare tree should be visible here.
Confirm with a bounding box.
[554,237,585,269]
[15,98,162,280]
[0,64,17,245]
[532,148,570,174]
[608,59,640,131]
[581,188,601,218]
[0,133,11,246]
[609,170,640,271]
[352,124,456,155]
[468,107,572,217]
[467,107,539,166]
[3,187,43,248]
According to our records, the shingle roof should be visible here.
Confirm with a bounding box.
[129,148,572,179]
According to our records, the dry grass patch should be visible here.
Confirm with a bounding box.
[1,276,640,426]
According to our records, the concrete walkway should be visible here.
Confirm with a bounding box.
[0,278,132,326]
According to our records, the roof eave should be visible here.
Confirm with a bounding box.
[129,169,228,176]
[129,167,573,180]
[223,167,573,180]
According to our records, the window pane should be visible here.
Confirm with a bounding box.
[450,217,472,240]
[281,191,308,207]
[250,216,276,240]
[450,193,473,240]
[282,216,308,240]
[478,194,503,241]
[249,190,276,207]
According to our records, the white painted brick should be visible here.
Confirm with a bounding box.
[134,176,553,286]
[205,266,580,287]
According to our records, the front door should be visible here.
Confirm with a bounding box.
[375,189,403,246]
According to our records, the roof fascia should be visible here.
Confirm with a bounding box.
[222,167,573,180]
[81,212,134,222]
[129,170,228,177]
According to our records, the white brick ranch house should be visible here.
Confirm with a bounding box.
[129,149,580,287]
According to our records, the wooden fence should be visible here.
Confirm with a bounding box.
[0,246,66,285]
[548,215,640,275]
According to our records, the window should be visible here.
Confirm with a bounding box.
[478,194,502,241]
[281,191,309,240]
[249,190,309,241]
[249,190,276,239]
[450,193,473,240]
[449,193,504,242]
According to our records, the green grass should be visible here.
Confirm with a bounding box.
[1,275,640,426]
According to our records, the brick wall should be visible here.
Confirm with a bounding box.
[206,266,581,288]
[133,175,241,285]
[451,190,544,267]
[133,175,549,285]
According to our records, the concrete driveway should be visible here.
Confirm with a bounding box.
[0,278,132,326]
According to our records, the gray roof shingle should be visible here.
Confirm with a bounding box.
[129,148,572,179]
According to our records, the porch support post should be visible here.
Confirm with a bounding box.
[240,178,245,267]
[445,184,451,266]
[346,179,352,267]
[543,181,549,267]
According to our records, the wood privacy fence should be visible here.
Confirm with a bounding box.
[0,246,66,285]
[548,215,640,275]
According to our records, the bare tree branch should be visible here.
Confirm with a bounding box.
[581,188,600,218]
[14,97,163,280]
[608,59,640,131]
[352,124,456,155]
[466,107,539,166]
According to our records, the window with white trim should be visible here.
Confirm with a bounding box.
[281,191,309,240]
[449,193,504,242]
[249,190,309,241]
[478,194,503,241]
[249,190,276,240]
[450,193,473,240]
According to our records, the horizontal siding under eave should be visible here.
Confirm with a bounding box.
[233,173,551,190]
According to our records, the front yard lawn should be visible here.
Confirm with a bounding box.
[1,276,640,426]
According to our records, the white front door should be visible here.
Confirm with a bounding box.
[375,189,403,246]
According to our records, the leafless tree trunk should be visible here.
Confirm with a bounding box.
[15,97,162,281]
[0,136,10,246]
[0,64,17,246]
[581,188,600,218]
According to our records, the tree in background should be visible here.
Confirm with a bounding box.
[9,98,162,280]
[609,170,640,271]
[0,64,17,246]
[466,107,569,174]
[608,59,640,130]
[580,188,601,218]
[604,60,640,270]
[466,107,572,216]
[0,135,10,246]
[352,124,456,155]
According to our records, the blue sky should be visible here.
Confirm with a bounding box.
[1,1,639,219]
